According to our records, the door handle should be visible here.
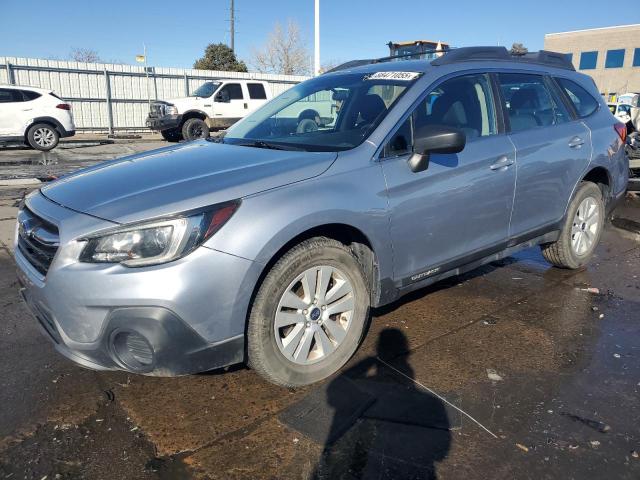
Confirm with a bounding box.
[490,156,514,171]
[568,136,585,148]
[22,108,33,112]
[244,103,248,109]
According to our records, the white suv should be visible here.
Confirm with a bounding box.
[0,85,75,151]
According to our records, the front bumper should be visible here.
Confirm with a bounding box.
[146,114,181,132]
[15,193,258,376]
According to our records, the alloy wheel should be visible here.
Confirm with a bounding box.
[571,196,600,256]
[33,127,56,148]
[274,265,355,365]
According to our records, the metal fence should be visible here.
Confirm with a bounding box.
[0,56,308,133]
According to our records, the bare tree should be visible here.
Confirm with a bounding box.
[319,59,343,74]
[69,47,101,63]
[251,20,311,76]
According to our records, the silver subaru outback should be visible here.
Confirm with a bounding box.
[16,47,628,386]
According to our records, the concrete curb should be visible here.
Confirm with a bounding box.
[0,178,42,187]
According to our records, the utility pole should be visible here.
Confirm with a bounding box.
[314,0,320,76]
[230,0,235,52]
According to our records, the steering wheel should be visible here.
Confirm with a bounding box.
[296,118,319,134]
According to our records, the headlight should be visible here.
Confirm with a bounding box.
[165,104,178,115]
[79,201,239,267]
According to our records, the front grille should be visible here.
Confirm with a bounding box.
[17,207,60,276]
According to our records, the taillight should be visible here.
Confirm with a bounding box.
[614,123,627,143]
[56,103,71,110]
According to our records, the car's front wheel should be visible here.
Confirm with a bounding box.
[181,118,209,141]
[248,238,370,387]
[541,182,605,269]
[27,123,59,151]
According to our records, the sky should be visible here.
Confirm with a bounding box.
[1,0,639,70]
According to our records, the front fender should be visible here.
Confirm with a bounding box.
[205,162,393,287]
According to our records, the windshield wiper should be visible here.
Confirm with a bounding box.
[231,140,306,151]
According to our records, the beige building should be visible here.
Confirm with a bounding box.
[544,24,640,100]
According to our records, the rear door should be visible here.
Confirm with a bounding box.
[0,88,28,136]
[381,73,516,283]
[497,72,592,238]
[212,82,246,122]
[246,82,269,113]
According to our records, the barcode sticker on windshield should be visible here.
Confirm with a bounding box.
[365,71,421,81]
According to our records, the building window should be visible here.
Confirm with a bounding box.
[634,48,640,67]
[605,49,625,68]
[579,51,598,70]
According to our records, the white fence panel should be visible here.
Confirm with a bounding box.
[0,56,307,133]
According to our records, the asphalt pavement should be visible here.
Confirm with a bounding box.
[0,140,639,479]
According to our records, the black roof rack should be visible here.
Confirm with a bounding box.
[324,46,574,74]
[324,48,448,74]
[430,46,575,71]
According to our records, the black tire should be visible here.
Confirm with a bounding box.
[27,123,59,151]
[541,182,605,269]
[160,128,183,142]
[247,237,370,387]
[181,118,209,141]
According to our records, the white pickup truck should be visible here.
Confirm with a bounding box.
[146,79,271,141]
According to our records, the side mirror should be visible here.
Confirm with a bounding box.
[408,125,466,173]
[215,90,230,103]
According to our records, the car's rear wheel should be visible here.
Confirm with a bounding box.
[247,237,370,387]
[181,118,209,141]
[160,128,183,142]
[541,182,605,269]
[27,123,59,151]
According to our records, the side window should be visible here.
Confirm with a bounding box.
[384,117,413,157]
[414,74,496,139]
[382,74,496,157]
[221,83,243,100]
[0,89,23,103]
[247,83,267,100]
[498,73,567,133]
[21,90,42,101]
[555,78,599,118]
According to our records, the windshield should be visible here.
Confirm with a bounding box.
[223,71,419,151]
[190,81,221,98]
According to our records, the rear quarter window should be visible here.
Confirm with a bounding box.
[555,78,599,118]
[22,90,42,101]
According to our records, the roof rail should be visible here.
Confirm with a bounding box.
[430,46,575,71]
[324,46,575,75]
[323,48,450,74]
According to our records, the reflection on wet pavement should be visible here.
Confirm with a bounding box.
[0,192,639,479]
[0,139,164,180]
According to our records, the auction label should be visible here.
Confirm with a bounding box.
[365,71,421,81]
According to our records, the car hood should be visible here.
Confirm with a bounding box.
[41,140,337,224]
[167,97,204,113]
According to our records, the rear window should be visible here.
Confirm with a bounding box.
[555,78,599,118]
[22,90,42,101]
[247,83,267,100]
[0,89,23,103]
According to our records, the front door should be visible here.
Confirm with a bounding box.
[496,73,593,237]
[381,73,516,284]
[213,82,247,123]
